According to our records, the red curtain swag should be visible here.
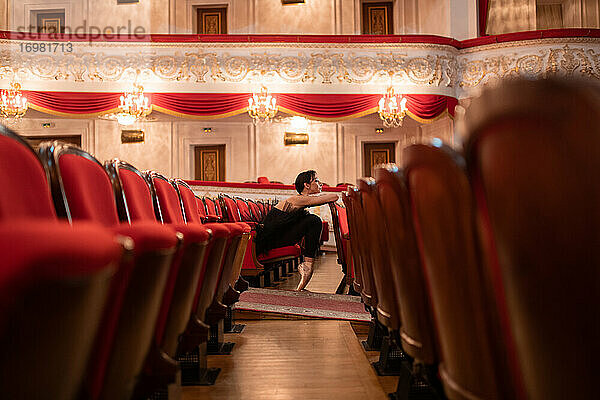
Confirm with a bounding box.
[24,91,457,122]
[25,91,122,117]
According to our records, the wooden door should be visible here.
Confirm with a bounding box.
[197,7,227,34]
[363,142,395,178]
[194,145,225,181]
[362,2,393,34]
[35,10,66,34]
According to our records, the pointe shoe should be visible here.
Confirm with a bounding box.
[295,262,314,291]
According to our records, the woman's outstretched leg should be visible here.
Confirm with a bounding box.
[294,214,322,291]
[295,257,314,291]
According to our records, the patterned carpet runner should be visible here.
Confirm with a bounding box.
[234,288,370,322]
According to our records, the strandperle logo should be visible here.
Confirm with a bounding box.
[14,20,147,41]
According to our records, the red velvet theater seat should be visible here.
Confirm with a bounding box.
[320,220,329,242]
[328,202,353,294]
[221,195,257,231]
[174,180,251,299]
[257,244,301,262]
[341,191,363,295]
[240,230,301,287]
[235,197,255,223]
[0,126,122,400]
[247,199,263,222]
[344,186,376,307]
[212,221,250,306]
[147,172,237,316]
[106,160,213,362]
[219,194,298,286]
[195,196,208,222]
[219,194,242,223]
[336,203,352,278]
[147,173,241,326]
[203,197,222,222]
[0,223,121,400]
[37,143,178,400]
[256,200,267,217]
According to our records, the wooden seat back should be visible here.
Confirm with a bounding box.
[405,144,516,399]
[375,165,437,365]
[465,78,600,400]
[358,178,401,331]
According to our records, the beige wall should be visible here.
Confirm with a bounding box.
[87,1,151,35]
[583,0,600,27]
[3,0,465,37]
[8,117,94,150]
[417,0,451,37]
[93,120,173,177]
[8,0,152,34]
[0,0,7,30]
[254,0,335,34]
[8,0,600,37]
[10,118,172,177]
[256,119,338,186]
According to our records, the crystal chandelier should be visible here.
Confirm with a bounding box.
[248,85,277,123]
[378,87,408,128]
[0,82,28,120]
[116,83,151,125]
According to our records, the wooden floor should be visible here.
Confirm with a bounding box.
[182,251,396,400]
[182,320,388,400]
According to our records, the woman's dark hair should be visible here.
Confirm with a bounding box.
[294,170,316,194]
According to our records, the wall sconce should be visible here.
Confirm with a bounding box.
[203,127,212,133]
[375,128,384,134]
[121,129,145,144]
[284,132,309,146]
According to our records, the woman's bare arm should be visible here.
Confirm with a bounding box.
[288,192,339,208]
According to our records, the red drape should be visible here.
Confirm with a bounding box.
[24,91,456,122]
[277,94,380,120]
[479,0,489,36]
[406,94,457,120]
[152,93,250,118]
[25,91,121,116]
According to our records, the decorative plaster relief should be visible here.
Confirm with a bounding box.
[457,39,600,96]
[0,40,457,92]
[2,38,600,97]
